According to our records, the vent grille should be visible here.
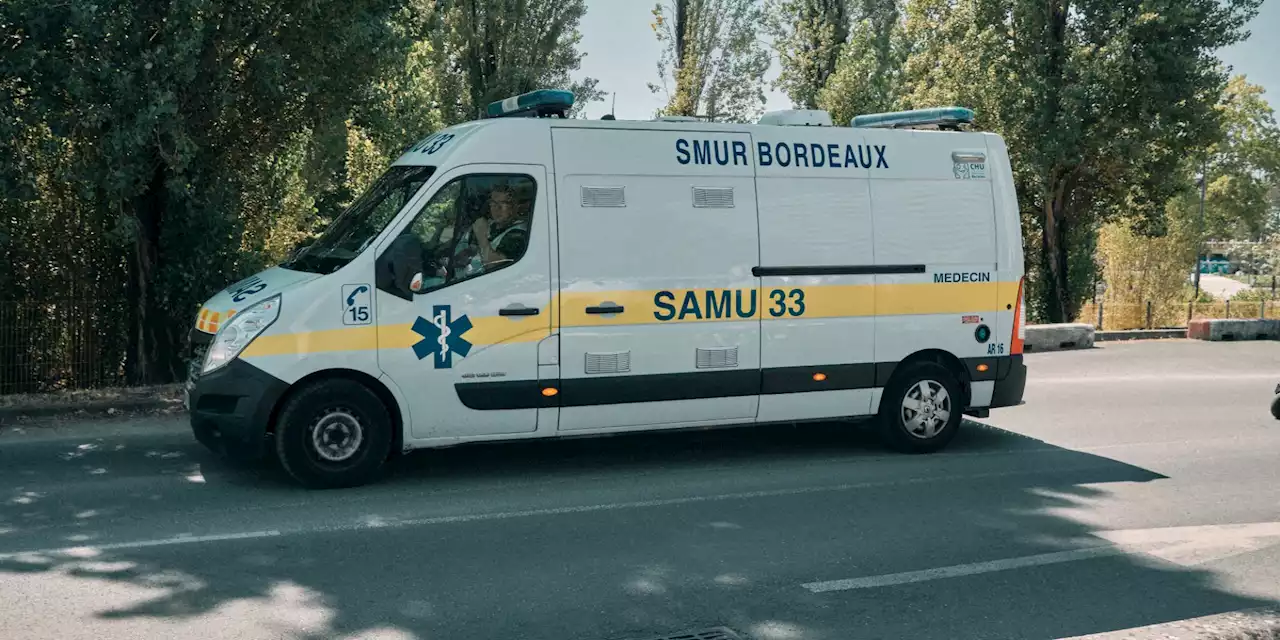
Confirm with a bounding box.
[581,186,626,208]
[692,186,734,208]
[696,347,739,369]
[585,351,631,374]
[610,627,743,640]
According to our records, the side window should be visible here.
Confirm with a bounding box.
[405,174,536,292]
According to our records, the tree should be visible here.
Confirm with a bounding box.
[650,0,772,122]
[436,0,605,121]
[0,0,422,383]
[767,0,851,110]
[817,0,906,125]
[901,0,1262,323]
[1182,76,1280,241]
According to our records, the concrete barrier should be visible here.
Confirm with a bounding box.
[1095,328,1186,342]
[1024,323,1095,352]
[1187,318,1280,341]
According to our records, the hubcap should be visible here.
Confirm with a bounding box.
[310,409,364,462]
[900,380,951,439]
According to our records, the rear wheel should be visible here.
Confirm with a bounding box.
[275,379,393,489]
[878,362,963,453]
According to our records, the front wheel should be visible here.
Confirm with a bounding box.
[878,362,964,453]
[275,379,393,489]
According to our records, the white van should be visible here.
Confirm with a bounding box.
[186,90,1027,488]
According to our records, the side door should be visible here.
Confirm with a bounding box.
[550,128,761,431]
[375,165,553,440]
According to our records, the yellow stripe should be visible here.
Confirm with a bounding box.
[559,282,1012,326]
[238,281,1018,357]
[243,317,550,357]
[877,282,1002,316]
[244,326,380,357]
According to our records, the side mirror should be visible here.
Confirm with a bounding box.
[377,234,426,301]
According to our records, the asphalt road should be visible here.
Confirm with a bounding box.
[2,340,1279,640]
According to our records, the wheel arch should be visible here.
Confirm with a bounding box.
[881,349,971,408]
[269,368,405,458]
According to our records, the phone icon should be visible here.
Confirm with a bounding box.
[346,285,369,307]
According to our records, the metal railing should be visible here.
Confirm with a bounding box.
[0,300,128,395]
[1078,300,1280,331]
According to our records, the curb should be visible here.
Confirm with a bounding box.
[1095,328,1186,342]
[0,395,183,425]
[1060,606,1280,639]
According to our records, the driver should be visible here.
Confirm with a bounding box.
[455,183,530,277]
[470,183,529,267]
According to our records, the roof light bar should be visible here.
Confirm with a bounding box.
[485,89,575,119]
[851,107,975,129]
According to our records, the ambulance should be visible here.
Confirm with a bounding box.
[186,89,1028,488]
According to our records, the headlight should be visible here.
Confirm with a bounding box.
[202,295,281,374]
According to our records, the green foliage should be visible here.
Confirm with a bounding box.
[899,0,1262,323]
[436,0,605,121]
[1167,76,1280,242]
[0,0,600,389]
[767,0,851,110]
[817,0,906,126]
[650,0,772,122]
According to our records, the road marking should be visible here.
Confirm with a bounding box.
[370,463,1124,529]
[0,530,281,560]
[1030,373,1279,384]
[802,546,1126,592]
[802,521,1280,593]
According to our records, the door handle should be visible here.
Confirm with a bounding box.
[585,303,624,315]
[499,305,540,317]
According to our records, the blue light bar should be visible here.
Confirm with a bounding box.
[485,89,575,119]
[850,107,975,129]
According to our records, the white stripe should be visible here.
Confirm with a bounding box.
[0,530,281,560]
[1030,373,1279,384]
[801,545,1125,592]
[382,466,1095,528]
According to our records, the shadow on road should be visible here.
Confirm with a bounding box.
[0,417,1275,639]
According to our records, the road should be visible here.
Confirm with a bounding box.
[1198,274,1251,300]
[1,340,1279,640]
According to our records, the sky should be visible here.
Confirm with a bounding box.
[576,0,1279,122]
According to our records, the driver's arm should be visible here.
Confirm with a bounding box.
[476,233,506,264]
[490,228,527,264]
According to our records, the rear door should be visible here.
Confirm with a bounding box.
[551,127,761,431]
[864,129,1000,404]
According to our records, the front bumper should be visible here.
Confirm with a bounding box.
[188,358,289,461]
[989,355,1026,408]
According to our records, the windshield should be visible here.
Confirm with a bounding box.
[283,165,436,274]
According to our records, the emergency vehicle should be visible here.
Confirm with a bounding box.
[187,89,1028,488]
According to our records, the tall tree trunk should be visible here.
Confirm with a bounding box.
[125,164,168,384]
[1042,195,1071,323]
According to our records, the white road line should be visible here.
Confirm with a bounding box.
[801,545,1126,593]
[0,530,281,560]
[803,520,1280,593]
[0,467,1086,559]
[371,464,1115,530]
[1029,373,1279,384]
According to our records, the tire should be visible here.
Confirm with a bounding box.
[274,378,393,489]
[878,362,964,453]
[1271,394,1280,420]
